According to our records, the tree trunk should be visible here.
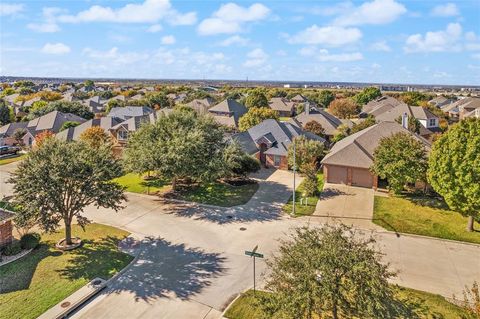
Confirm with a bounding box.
[65,221,72,246]
[467,215,475,232]
[171,177,177,192]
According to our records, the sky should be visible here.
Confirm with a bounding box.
[1,0,479,85]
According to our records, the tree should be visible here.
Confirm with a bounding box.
[316,90,335,108]
[261,225,396,319]
[245,89,269,109]
[0,99,10,125]
[301,162,319,196]
[399,91,431,106]
[223,142,260,178]
[27,100,93,120]
[9,139,125,246]
[79,126,112,149]
[329,98,359,119]
[105,99,125,113]
[60,121,80,131]
[371,132,428,194]
[34,130,55,147]
[84,80,94,90]
[354,87,381,105]
[123,109,226,191]
[37,91,62,102]
[350,115,376,134]
[428,119,480,232]
[146,92,170,109]
[12,128,27,146]
[332,124,351,142]
[303,120,324,137]
[238,108,279,131]
[287,135,324,173]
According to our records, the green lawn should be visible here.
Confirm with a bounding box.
[283,173,324,216]
[0,154,25,166]
[175,182,259,207]
[224,287,469,319]
[278,117,291,122]
[0,223,134,319]
[373,195,480,244]
[114,173,260,207]
[113,173,171,194]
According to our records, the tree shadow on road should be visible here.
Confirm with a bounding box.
[104,237,227,303]
[164,180,289,225]
[318,187,351,201]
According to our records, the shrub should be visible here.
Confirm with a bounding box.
[20,233,40,250]
[2,241,22,256]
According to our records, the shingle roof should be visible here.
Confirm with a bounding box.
[107,106,153,120]
[294,107,343,136]
[26,111,87,134]
[0,209,14,222]
[208,99,247,127]
[56,116,122,141]
[362,95,403,114]
[321,121,431,169]
[110,113,157,132]
[232,119,325,157]
[0,122,28,137]
[268,97,295,112]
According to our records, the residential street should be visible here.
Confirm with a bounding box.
[69,169,480,319]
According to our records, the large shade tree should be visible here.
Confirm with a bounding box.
[329,98,359,119]
[428,119,480,232]
[123,109,226,190]
[238,108,279,131]
[27,100,94,120]
[9,139,125,246]
[245,89,269,109]
[261,225,396,319]
[371,132,428,194]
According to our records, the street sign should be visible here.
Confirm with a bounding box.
[245,245,264,294]
[245,251,264,258]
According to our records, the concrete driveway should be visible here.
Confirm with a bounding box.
[313,183,381,230]
[0,161,18,198]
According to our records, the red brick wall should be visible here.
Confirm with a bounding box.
[0,220,13,247]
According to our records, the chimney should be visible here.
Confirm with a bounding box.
[401,112,408,129]
[305,102,310,115]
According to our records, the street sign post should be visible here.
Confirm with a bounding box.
[245,245,264,294]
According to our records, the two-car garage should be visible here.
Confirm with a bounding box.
[323,164,376,189]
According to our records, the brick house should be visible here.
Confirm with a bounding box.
[232,119,325,169]
[0,209,14,248]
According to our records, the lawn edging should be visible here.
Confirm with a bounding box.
[124,191,229,210]
[374,228,480,248]
[0,248,33,267]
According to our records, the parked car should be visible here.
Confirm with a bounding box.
[0,146,20,157]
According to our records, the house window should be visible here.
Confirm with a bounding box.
[428,119,437,127]
[274,155,281,167]
[118,130,128,141]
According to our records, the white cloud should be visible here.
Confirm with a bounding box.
[161,35,176,45]
[299,47,363,62]
[243,48,268,67]
[371,41,391,52]
[0,3,24,16]
[288,25,362,47]
[83,47,149,64]
[218,35,249,46]
[404,23,462,53]
[57,0,196,25]
[27,7,62,33]
[147,24,162,33]
[431,3,459,17]
[198,3,270,35]
[472,53,480,60]
[334,0,406,26]
[41,42,71,55]
[276,50,287,56]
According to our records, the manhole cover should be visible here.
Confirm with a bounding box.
[239,227,247,231]
[226,215,233,219]
[92,279,102,285]
[61,301,71,308]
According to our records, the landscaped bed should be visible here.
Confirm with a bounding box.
[282,173,324,216]
[373,195,480,245]
[0,223,133,319]
[114,173,260,207]
[224,287,470,319]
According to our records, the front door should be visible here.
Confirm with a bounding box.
[259,143,267,166]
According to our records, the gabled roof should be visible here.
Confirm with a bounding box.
[0,121,28,137]
[107,106,153,120]
[294,107,344,136]
[291,94,307,102]
[269,97,295,112]
[232,119,325,156]
[26,111,87,134]
[56,116,122,141]
[208,99,247,128]
[110,113,157,132]
[186,98,215,114]
[374,104,438,122]
[362,95,403,114]
[321,121,431,169]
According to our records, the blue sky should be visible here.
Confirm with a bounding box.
[1,0,479,85]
